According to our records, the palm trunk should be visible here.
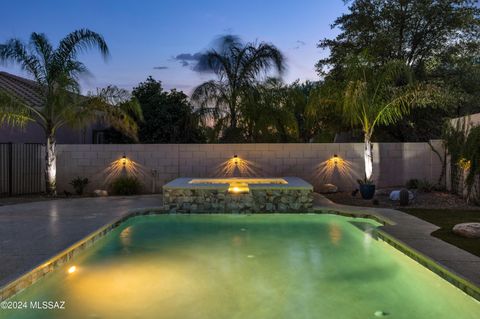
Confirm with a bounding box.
[364,135,373,182]
[229,94,238,129]
[45,133,57,196]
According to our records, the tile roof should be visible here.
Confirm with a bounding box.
[0,71,44,108]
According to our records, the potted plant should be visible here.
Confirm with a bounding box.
[357,177,375,200]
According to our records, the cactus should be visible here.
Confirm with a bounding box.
[399,188,410,206]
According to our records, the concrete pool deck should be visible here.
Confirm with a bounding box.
[0,194,479,301]
[0,195,163,289]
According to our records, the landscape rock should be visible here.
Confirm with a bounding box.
[93,189,108,197]
[318,183,338,194]
[452,223,480,238]
[389,190,414,201]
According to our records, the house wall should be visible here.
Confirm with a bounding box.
[0,122,103,144]
[55,141,445,194]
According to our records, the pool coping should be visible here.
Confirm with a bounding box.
[1,204,479,303]
[163,176,314,191]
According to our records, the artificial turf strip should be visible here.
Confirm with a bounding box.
[400,209,480,258]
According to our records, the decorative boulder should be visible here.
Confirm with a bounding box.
[93,189,109,197]
[452,223,480,238]
[389,190,414,201]
[318,183,338,194]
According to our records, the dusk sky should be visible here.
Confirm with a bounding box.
[0,0,347,94]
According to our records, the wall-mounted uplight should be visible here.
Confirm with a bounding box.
[233,154,238,165]
[333,154,338,164]
[122,154,127,166]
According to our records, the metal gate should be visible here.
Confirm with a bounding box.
[0,143,44,196]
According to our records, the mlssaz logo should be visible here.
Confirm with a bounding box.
[29,301,66,310]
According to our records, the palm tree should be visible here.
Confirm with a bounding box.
[192,35,285,141]
[341,58,433,183]
[0,30,142,195]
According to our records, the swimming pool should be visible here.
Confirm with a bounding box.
[1,214,479,318]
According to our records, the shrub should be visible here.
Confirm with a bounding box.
[417,179,435,193]
[405,179,419,189]
[69,177,89,195]
[110,176,142,195]
[463,126,480,198]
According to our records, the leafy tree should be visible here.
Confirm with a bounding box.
[0,30,142,195]
[134,77,205,143]
[317,0,480,77]
[341,58,433,182]
[192,35,285,142]
[283,80,340,142]
[235,79,340,143]
[239,78,296,142]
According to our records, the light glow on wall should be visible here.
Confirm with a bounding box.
[316,155,357,184]
[216,155,261,177]
[101,155,146,185]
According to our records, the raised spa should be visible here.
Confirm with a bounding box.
[163,177,313,213]
[1,214,478,319]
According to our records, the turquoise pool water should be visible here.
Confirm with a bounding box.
[1,214,479,319]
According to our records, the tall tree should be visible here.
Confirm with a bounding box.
[0,30,142,195]
[317,0,480,77]
[134,77,205,143]
[192,35,285,142]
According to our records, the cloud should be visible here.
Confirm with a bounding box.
[153,66,168,70]
[173,52,203,67]
[175,53,203,60]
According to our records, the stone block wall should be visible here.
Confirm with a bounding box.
[163,188,313,213]
[55,141,445,194]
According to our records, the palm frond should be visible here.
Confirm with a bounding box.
[63,86,142,141]
[0,39,45,83]
[0,90,34,127]
[30,33,52,79]
[56,29,109,62]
